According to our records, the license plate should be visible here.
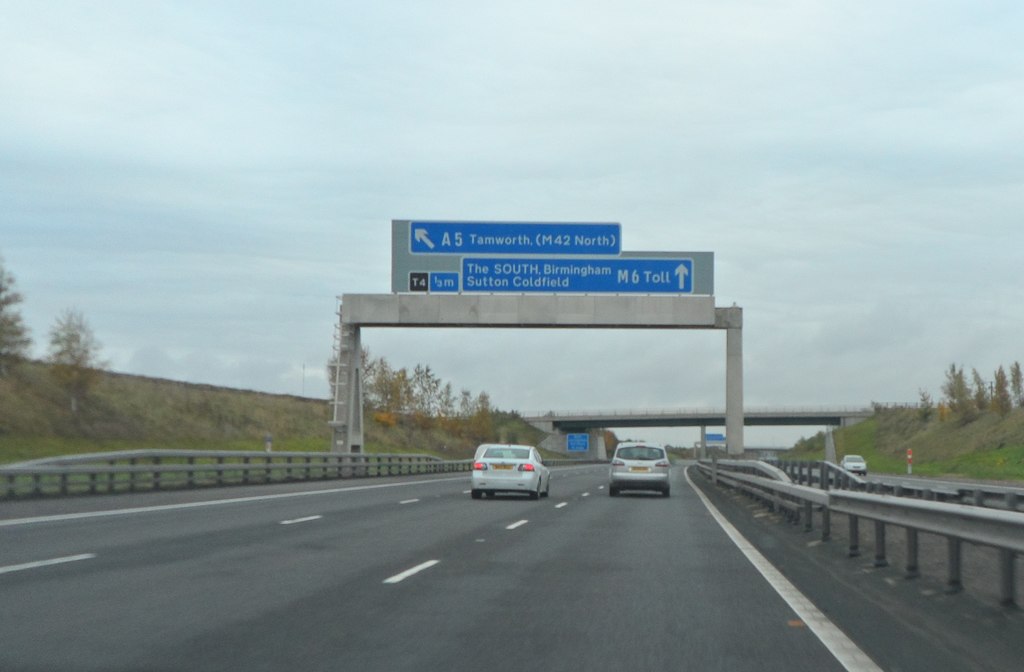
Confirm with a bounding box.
[629,467,651,473]
[493,464,514,470]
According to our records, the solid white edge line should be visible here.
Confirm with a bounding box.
[0,476,469,528]
[383,560,440,584]
[399,499,420,505]
[506,519,529,530]
[683,467,882,672]
[280,515,323,525]
[0,553,97,575]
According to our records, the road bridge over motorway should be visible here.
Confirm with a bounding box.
[524,406,876,457]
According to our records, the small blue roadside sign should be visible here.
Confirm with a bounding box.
[706,433,726,443]
[567,433,590,452]
[461,257,693,294]
[409,221,621,256]
[429,272,460,293]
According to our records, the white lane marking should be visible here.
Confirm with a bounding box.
[280,515,322,525]
[399,499,420,505]
[0,553,96,575]
[383,560,440,584]
[684,468,882,672]
[555,503,568,509]
[462,490,471,494]
[506,519,529,530]
[581,492,590,497]
[0,477,469,528]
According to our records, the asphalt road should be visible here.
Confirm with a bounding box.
[0,465,1009,671]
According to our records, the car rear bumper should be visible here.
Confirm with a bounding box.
[472,472,540,493]
[609,472,670,491]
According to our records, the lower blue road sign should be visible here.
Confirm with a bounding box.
[567,433,590,452]
[461,257,693,294]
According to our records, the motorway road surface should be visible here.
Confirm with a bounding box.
[0,464,1013,671]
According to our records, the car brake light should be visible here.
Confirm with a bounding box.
[612,460,625,466]
[518,464,535,472]
[655,461,670,468]
[473,462,488,471]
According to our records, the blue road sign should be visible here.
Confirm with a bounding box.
[567,433,590,452]
[461,257,694,294]
[409,221,621,255]
[429,272,460,292]
[706,433,726,442]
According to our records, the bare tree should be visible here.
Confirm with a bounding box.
[47,309,106,413]
[0,257,31,376]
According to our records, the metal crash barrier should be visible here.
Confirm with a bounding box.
[697,459,1024,608]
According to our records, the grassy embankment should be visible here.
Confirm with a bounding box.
[789,405,1024,482]
[0,362,544,465]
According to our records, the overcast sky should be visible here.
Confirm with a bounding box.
[2,1,1022,447]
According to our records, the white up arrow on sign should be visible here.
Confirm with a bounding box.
[674,264,690,290]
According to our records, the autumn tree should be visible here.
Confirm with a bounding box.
[0,257,31,376]
[941,364,977,422]
[992,366,1012,416]
[1011,362,1024,408]
[971,368,989,412]
[47,309,106,413]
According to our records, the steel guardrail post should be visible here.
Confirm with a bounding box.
[946,537,963,593]
[999,550,1017,607]
[906,528,920,579]
[848,515,860,557]
[873,521,888,567]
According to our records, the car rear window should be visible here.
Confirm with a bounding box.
[483,447,531,460]
[616,446,664,461]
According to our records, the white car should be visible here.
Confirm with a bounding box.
[609,442,671,497]
[471,444,550,500]
[840,454,868,475]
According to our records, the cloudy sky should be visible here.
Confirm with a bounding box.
[2,1,1021,447]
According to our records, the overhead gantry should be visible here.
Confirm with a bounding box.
[329,293,744,455]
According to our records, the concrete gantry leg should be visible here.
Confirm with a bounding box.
[718,307,744,456]
[330,308,364,453]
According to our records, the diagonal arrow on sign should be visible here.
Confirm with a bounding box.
[414,228,435,250]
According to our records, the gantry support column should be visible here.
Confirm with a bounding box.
[718,306,745,456]
[330,302,364,453]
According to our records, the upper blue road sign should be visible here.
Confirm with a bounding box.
[409,221,621,255]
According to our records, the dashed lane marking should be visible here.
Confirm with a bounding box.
[383,560,440,584]
[0,554,97,575]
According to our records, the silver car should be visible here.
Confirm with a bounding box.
[471,443,550,500]
[840,454,868,476]
[608,442,671,497]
